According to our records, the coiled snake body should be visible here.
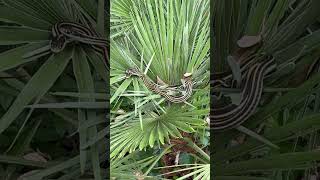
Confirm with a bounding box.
[125,68,193,103]
[50,22,109,66]
[212,59,276,131]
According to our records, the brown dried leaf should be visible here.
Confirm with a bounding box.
[23,152,47,163]
[237,35,262,48]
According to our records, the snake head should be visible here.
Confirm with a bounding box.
[125,68,142,78]
[50,34,67,53]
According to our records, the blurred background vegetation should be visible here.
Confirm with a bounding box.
[0,0,108,179]
[212,0,320,179]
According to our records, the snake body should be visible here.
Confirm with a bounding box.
[212,59,276,131]
[126,68,193,103]
[50,22,108,66]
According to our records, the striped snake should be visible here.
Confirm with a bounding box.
[212,58,276,131]
[50,22,109,66]
[125,68,193,103]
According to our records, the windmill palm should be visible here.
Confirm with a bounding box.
[110,0,210,179]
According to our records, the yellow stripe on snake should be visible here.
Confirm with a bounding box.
[125,68,193,103]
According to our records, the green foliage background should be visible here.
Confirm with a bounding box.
[0,0,318,179]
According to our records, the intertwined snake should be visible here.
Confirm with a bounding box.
[125,68,193,103]
[50,22,108,66]
[212,58,276,131]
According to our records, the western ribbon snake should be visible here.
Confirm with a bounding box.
[212,58,276,131]
[125,68,193,103]
[50,22,108,66]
